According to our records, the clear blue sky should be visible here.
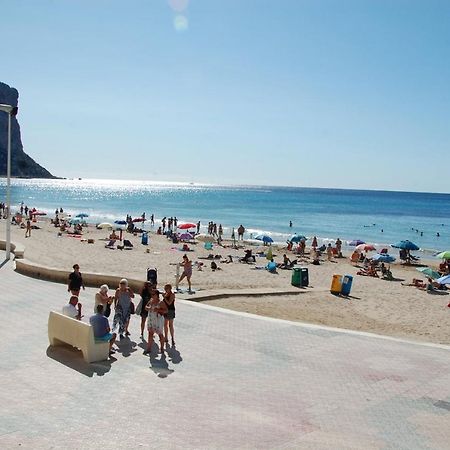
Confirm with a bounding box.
[2,0,449,192]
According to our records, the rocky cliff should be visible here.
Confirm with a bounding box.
[0,82,55,178]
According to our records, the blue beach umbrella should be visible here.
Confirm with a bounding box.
[436,274,450,285]
[255,234,274,244]
[349,239,365,246]
[372,253,396,263]
[75,213,89,218]
[391,240,420,251]
[289,234,307,243]
[114,220,127,225]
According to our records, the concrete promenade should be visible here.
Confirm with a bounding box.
[1,255,450,449]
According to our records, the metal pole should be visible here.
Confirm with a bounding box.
[5,112,11,260]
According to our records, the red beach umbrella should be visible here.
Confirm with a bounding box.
[178,223,196,229]
[355,243,376,253]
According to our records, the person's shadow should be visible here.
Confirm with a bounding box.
[115,336,138,357]
[149,352,174,378]
[166,344,183,364]
[46,346,115,377]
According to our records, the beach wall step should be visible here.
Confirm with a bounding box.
[0,239,25,259]
[15,259,144,291]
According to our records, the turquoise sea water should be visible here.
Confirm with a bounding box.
[1,178,449,255]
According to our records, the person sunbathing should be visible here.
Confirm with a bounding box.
[357,266,379,277]
[241,249,256,263]
[401,278,426,288]
[278,254,296,269]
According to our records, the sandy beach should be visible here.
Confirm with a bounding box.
[2,218,450,345]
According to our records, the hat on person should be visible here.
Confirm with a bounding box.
[100,284,109,293]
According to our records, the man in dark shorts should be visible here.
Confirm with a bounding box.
[90,305,116,354]
[68,264,85,296]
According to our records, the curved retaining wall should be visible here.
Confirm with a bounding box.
[0,239,25,258]
[15,259,144,292]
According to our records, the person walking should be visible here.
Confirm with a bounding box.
[163,284,176,346]
[113,279,135,338]
[25,219,32,238]
[144,289,168,354]
[178,254,193,292]
[68,264,85,296]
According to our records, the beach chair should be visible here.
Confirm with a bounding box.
[123,239,133,250]
[105,239,116,249]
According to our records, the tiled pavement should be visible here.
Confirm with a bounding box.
[1,254,450,449]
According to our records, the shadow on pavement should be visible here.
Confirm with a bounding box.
[46,346,114,377]
[115,336,138,357]
[149,352,174,378]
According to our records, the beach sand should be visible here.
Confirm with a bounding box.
[2,219,450,345]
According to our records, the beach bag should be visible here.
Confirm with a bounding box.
[129,301,135,315]
[104,303,111,318]
[135,299,143,315]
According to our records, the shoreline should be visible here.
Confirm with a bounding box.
[1,217,449,345]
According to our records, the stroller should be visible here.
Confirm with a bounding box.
[147,268,157,286]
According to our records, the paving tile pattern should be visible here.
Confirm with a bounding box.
[1,256,450,449]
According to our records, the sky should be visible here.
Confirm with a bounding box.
[1,0,449,192]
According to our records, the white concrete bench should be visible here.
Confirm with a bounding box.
[48,311,110,363]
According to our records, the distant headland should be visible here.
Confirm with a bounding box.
[0,81,56,179]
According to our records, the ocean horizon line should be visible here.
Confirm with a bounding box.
[3,177,450,197]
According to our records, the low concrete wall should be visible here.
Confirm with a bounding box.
[0,239,25,258]
[15,259,144,291]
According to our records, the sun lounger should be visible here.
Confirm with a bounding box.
[105,239,116,249]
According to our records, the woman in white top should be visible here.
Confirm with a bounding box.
[94,284,112,315]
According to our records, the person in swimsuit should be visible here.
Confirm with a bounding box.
[68,264,85,296]
[144,289,168,354]
[113,278,134,338]
[178,254,193,292]
[163,284,176,346]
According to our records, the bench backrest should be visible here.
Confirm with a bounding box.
[48,311,94,346]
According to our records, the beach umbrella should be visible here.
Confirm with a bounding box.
[114,220,127,225]
[355,243,376,253]
[435,251,450,260]
[132,217,145,223]
[178,223,197,229]
[371,253,396,263]
[436,274,450,285]
[75,213,89,218]
[32,211,47,216]
[416,267,441,279]
[255,234,274,244]
[391,240,420,251]
[349,239,365,246]
[289,234,307,243]
[97,222,113,229]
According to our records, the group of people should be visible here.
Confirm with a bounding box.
[63,264,177,356]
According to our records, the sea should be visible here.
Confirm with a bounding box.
[1,178,449,257]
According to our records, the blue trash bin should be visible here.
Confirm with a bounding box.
[341,275,353,296]
[141,232,148,245]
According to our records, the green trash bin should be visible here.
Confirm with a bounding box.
[291,267,301,286]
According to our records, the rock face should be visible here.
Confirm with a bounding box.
[0,82,55,178]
